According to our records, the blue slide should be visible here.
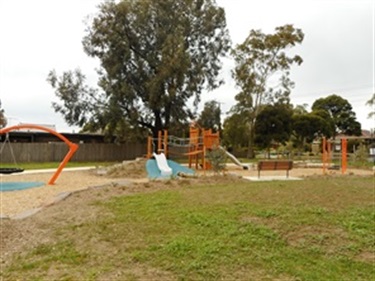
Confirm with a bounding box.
[146,155,195,179]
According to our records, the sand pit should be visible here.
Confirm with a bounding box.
[1,164,373,219]
[0,168,142,218]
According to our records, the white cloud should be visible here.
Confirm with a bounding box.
[0,0,373,132]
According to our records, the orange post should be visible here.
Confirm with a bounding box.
[0,124,79,185]
[322,137,327,175]
[157,130,162,153]
[341,138,347,174]
[189,126,201,169]
[147,136,153,158]
[163,130,168,157]
[48,143,78,185]
[202,129,219,170]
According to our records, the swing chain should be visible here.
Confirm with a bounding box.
[0,133,19,167]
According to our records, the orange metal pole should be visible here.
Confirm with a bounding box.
[189,126,197,168]
[0,124,79,185]
[147,136,152,158]
[341,138,347,174]
[158,130,162,153]
[48,143,78,185]
[148,136,151,158]
[164,130,168,157]
[322,137,327,175]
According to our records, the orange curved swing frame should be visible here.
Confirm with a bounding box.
[0,124,79,185]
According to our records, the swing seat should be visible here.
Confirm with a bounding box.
[1,133,24,174]
[0,167,24,174]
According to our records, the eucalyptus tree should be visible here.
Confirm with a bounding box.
[254,104,293,154]
[292,112,333,151]
[197,100,222,132]
[312,94,361,138]
[222,112,250,150]
[230,24,304,157]
[48,0,231,139]
[366,93,375,119]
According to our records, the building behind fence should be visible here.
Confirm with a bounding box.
[0,142,146,163]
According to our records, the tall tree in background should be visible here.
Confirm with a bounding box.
[292,112,332,151]
[254,104,293,156]
[293,104,309,115]
[222,112,250,150]
[366,93,375,119]
[197,100,221,132]
[230,24,304,158]
[312,94,361,138]
[0,99,7,128]
[48,0,230,139]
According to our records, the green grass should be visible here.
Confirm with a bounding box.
[2,176,374,280]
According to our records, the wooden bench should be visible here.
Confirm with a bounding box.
[257,160,293,178]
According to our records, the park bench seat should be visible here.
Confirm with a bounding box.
[257,160,293,178]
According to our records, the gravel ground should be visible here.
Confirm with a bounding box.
[0,164,373,272]
[0,169,133,218]
[1,165,373,218]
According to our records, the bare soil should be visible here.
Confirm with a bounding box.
[0,161,373,270]
[0,169,246,267]
[1,163,373,218]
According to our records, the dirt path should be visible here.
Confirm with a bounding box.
[0,169,145,218]
[0,164,373,274]
[1,165,372,218]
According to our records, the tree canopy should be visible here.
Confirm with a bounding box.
[366,93,375,119]
[292,112,332,150]
[48,0,231,138]
[197,100,221,132]
[312,94,361,138]
[254,104,293,150]
[230,24,304,157]
[222,112,250,149]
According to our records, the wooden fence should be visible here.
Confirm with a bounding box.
[0,142,147,163]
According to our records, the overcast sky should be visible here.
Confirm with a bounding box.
[0,0,374,132]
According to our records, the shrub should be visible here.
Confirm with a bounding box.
[206,146,227,174]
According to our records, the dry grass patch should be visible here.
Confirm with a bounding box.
[1,175,374,281]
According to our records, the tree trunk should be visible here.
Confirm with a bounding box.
[247,121,256,159]
[152,110,163,138]
[247,139,255,158]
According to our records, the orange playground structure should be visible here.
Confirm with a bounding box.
[0,124,78,185]
[322,137,347,175]
[147,126,220,170]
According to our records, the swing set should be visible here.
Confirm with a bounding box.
[0,124,78,185]
[322,137,347,174]
[0,133,24,174]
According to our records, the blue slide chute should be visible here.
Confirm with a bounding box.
[146,153,195,179]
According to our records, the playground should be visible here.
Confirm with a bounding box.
[0,124,373,219]
[1,125,374,280]
[1,160,373,218]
